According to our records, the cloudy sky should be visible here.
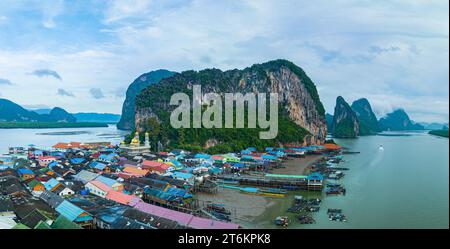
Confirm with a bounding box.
[0,0,448,122]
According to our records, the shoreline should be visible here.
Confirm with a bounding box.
[195,154,325,228]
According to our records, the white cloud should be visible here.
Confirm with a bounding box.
[0,0,448,121]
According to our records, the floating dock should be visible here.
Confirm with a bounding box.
[217,173,323,191]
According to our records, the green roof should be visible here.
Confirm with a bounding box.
[50,215,82,229]
[12,223,31,229]
[27,179,42,188]
[265,173,307,179]
[34,220,52,229]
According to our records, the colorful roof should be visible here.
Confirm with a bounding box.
[69,158,85,164]
[95,175,118,188]
[27,179,43,188]
[17,168,34,175]
[307,172,324,181]
[142,160,165,168]
[55,200,90,222]
[34,220,52,229]
[73,170,99,183]
[106,191,136,205]
[44,178,61,191]
[171,172,193,180]
[90,161,107,170]
[51,215,82,229]
[12,223,30,229]
[123,166,148,176]
[133,200,240,229]
[88,180,113,193]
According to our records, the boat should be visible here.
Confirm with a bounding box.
[259,187,288,194]
[274,216,289,226]
[327,208,342,214]
[207,203,232,215]
[297,215,315,224]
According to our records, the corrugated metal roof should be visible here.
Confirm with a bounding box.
[55,200,89,222]
[96,175,117,187]
[44,178,60,191]
[73,170,99,183]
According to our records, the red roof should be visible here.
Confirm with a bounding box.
[141,160,164,168]
[152,164,171,174]
[38,156,57,160]
[106,191,136,205]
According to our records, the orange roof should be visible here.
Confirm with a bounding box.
[324,143,342,150]
[123,166,149,176]
[52,142,83,149]
[106,191,136,205]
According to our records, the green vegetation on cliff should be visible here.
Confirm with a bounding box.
[351,98,380,135]
[126,108,310,153]
[117,69,176,130]
[429,129,449,138]
[132,59,326,151]
[331,96,359,138]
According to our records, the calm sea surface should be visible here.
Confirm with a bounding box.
[256,131,449,229]
[0,125,128,154]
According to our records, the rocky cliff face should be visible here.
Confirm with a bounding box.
[379,109,424,131]
[351,98,380,135]
[134,59,327,148]
[331,96,359,138]
[117,69,176,130]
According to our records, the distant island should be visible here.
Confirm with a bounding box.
[429,129,449,138]
[0,122,108,129]
[0,98,117,129]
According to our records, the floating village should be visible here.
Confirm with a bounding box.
[0,131,352,229]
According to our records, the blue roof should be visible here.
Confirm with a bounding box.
[55,200,90,222]
[47,161,58,168]
[17,168,33,175]
[262,154,277,160]
[99,153,119,162]
[170,160,183,167]
[70,158,85,164]
[195,153,211,159]
[208,167,222,174]
[90,161,107,170]
[172,171,193,180]
[96,175,117,187]
[44,178,60,190]
[240,150,252,155]
[307,172,324,181]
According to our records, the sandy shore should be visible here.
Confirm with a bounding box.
[195,154,325,227]
[272,154,323,175]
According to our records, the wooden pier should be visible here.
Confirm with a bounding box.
[216,174,323,191]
